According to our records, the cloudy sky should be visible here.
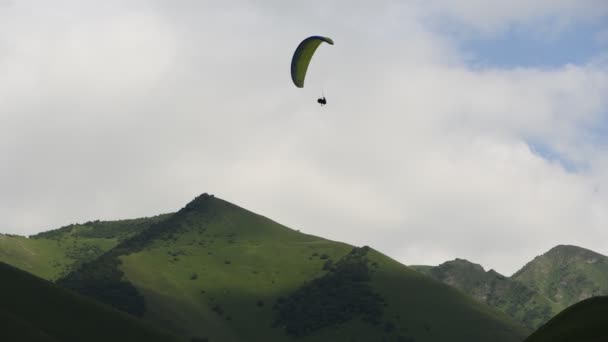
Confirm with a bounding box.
[1,0,608,275]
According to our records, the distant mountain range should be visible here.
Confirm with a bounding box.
[411,245,608,330]
[1,193,606,341]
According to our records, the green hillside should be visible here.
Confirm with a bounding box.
[411,259,557,329]
[0,215,170,280]
[60,194,528,342]
[512,245,608,310]
[0,261,184,342]
[524,296,608,342]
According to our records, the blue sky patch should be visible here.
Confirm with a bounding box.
[461,21,607,68]
[526,139,582,172]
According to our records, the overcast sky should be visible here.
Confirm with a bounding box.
[1,1,608,275]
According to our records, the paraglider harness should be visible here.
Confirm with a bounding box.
[317,90,327,106]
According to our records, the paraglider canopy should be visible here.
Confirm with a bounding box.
[290,36,334,88]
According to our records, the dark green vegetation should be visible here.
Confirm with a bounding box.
[411,245,608,330]
[411,259,556,329]
[32,215,172,241]
[524,296,608,342]
[273,246,385,336]
[0,262,183,342]
[54,194,526,342]
[0,214,170,280]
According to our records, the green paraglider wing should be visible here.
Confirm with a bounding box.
[291,36,334,88]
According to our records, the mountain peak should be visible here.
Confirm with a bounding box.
[512,245,608,310]
[441,258,486,272]
[183,192,216,211]
[513,245,607,278]
[544,245,606,260]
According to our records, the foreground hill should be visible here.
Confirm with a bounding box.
[524,296,608,342]
[411,259,556,329]
[60,194,528,342]
[0,262,183,342]
[512,245,608,310]
[0,215,170,280]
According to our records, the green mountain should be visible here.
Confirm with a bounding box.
[512,245,608,310]
[411,245,608,332]
[57,194,527,342]
[411,259,556,329]
[524,296,608,342]
[0,215,170,280]
[0,261,183,342]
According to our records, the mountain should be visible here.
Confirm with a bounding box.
[411,259,556,329]
[0,261,183,342]
[512,245,608,310]
[411,245,608,331]
[0,214,170,280]
[524,296,608,342]
[56,193,528,342]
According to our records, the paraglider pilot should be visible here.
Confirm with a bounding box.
[317,96,327,106]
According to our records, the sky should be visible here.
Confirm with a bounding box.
[1,0,608,275]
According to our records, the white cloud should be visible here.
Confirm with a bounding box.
[1,1,607,275]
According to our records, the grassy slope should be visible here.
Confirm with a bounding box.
[0,215,170,280]
[64,194,528,342]
[524,296,608,342]
[411,259,557,329]
[0,262,184,342]
[512,245,608,310]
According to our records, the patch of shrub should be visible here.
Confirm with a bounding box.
[168,249,186,257]
[322,259,334,271]
[273,246,384,337]
[212,304,224,316]
[57,255,146,317]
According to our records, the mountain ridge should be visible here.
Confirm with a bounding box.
[11,193,606,341]
[411,244,608,330]
[56,194,528,342]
